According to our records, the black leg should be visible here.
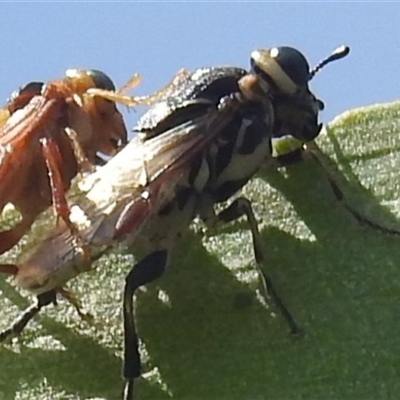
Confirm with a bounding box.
[122,250,167,400]
[304,144,400,236]
[217,197,299,335]
[0,290,57,342]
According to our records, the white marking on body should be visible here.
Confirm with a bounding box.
[70,205,91,229]
[193,158,210,192]
[72,94,83,107]
[214,133,271,187]
[235,118,253,149]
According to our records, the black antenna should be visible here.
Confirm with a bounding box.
[309,45,350,81]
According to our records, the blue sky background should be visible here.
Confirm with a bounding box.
[1,3,399,135]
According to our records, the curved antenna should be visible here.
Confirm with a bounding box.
[309,45,350,81]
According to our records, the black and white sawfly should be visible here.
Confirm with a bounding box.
[3,44,394,399]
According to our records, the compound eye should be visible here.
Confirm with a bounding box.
[86,70,116,91]
[269,47,310,86]
[9,81,44,103]
[317,99,325,111]
[7,81,44,113]
[15,81,44,97]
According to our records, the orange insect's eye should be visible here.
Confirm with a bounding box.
[86,70,116,91]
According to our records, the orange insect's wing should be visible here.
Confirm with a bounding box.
[0,96,61,201]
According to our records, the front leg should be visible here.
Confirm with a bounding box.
[0,213,35,254]
[303,142,400,236]
[272,137,400,236]
[200,197,299,335]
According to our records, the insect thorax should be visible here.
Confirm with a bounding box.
[132,102,275,259]
[130,66,277,256]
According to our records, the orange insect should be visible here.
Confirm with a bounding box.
[0,69,128,255]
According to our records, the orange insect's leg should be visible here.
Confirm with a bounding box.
[0,264,18,275]
[63,127,93,173]
[57,287,94,322]
[40,137,90,263]
[40,136,72,225]
[0,215,35,255]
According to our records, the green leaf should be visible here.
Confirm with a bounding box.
[1,101,400,399]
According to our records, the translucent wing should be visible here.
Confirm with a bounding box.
[15,95,240,294]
